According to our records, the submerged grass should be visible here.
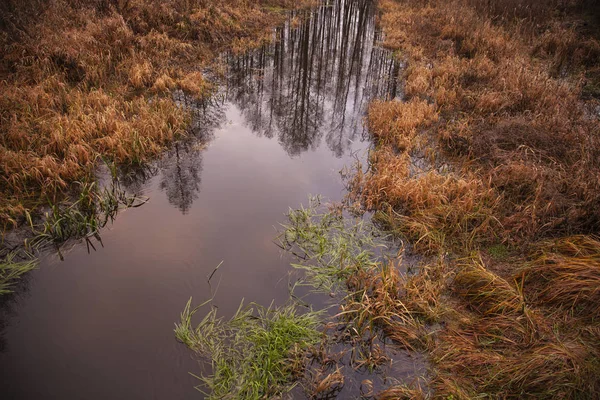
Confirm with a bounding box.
[0,253,37,295]
[175,298,322,399]
[281,200,429,366]
[278,197,387,294]
[24,178,147,258]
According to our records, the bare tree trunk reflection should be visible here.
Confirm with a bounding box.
[226,0,400,158]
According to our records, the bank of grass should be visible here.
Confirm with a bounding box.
[345,0,600,397]
[0,0,313,231]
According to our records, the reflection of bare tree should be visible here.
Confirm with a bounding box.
[158,96,226,214]
[158,142,201,214]
[226,0,400,158]
[117,94,226,214]
[117,163,160,194]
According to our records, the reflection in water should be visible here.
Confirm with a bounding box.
[158,97,226,213]
[226,0,399,157]
[117,95,227,214]
[122,0,399,213]
[158,142,202,214]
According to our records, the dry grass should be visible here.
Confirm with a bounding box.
[519,235,600,320]
[0,0,312,231]
[351,157,500,254]
[454,257,525,316]
[362,0,600,244]
[375,384,427,400]
[343,260,429,352]
[347,0,600,397]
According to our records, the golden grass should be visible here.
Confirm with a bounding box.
[347,0,600,397]
[361,0,600,242]
[519,235,600,319]
[454,257,525,316]
[343,260,429,352]
[351,159,500,253]
[375,384,427,400]
[432,326,599,398]
[367,99,438,152]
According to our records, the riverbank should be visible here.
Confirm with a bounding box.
[0,0,314,233]
[348,0,600,397]
[0,0,315,294]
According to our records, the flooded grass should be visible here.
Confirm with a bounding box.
[0,254,37,295]
[5,0,598,398]
[175,299,322,399]
[22,177,148,261]
[282,200,429,392]
[177,197,430,398]
[278,197,387,293]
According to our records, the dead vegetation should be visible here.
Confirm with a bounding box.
[345,0,600,397]
[0,0,312,231]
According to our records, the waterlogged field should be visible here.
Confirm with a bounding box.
[2,0,600,398]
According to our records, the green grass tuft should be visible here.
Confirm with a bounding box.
[278,196,388,293]
[175,298,322,400]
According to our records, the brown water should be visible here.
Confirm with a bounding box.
[0,1,409,398]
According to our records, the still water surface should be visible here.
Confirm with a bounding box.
[0,0,402,398]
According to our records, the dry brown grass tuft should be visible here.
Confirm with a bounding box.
[352,164,500,253]
[454,257,525,316]
[368,99,438,152]
[343,260,428,351]
[375,384,427,400]
[305,365,345,399]
[403,259,449,322]
[433,326,599,398]
[520,236,600,319]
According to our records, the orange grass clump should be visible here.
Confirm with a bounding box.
[519,235,600,319]
[344,260,429,352]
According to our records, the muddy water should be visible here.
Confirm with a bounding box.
[0,1,404,398]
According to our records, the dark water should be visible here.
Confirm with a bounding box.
[0,1,408,398]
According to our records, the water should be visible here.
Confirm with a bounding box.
[0,1,406,398]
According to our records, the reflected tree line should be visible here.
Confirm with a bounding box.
[123,0,400,213]
[226,0,400,158]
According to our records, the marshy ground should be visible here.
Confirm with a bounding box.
[1,0,600,398]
